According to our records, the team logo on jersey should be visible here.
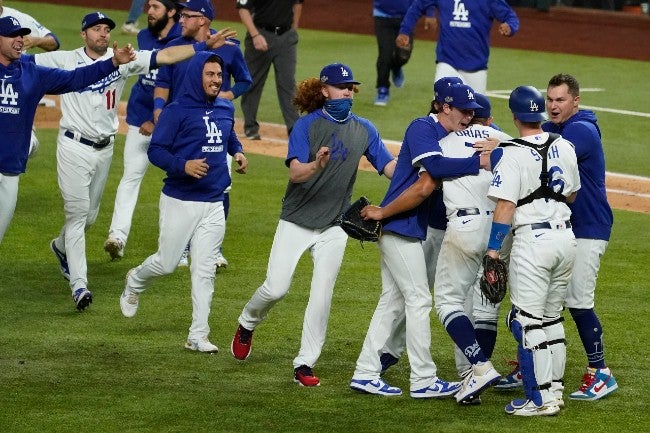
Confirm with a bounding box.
[79,70,122,95]
[529,99,540,112]
[0,79,19,114]
[328,132,349,161]
[451,0,471,28]
[202,116,223,144]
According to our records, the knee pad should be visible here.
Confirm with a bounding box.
[543,316,566,385]
[509,309,553,406]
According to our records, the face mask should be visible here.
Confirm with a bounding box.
[323,98,353,122]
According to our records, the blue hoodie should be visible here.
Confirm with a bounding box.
[148,52,243,202]
[543,110,613,240]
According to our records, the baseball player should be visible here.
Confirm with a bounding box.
[397,0,519,94]
[1,0,61,158]
[120,52,248,353]
[486,85,580,416]
[350,83,491,399]
[153,0,252,268]
[230,63,396,387]
[104,0,182,260]
[0,15,135,245]
[497,74,618,401]
[36,11,235,311]
[432,92,512,405]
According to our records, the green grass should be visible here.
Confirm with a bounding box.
[2,130,649,433]
[2,2,650,432]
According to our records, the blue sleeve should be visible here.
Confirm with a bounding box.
[227,130,244,156]
[228,48,252,98]
[399,0,436,34]
[285,116,311,167]
[155,63,171,89]
[361,120,394,175]
[420,154,480,178]
[492,0,519,35]
[148,108,186,176]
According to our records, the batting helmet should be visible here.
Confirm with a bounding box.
[508,86,548,122]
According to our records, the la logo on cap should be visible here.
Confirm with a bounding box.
[340,67,349,78]
[10,17,19,26]
[529,100,540,112]
[466,89,474,100]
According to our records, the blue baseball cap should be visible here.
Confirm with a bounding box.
[434,76,463,102]
[320,63,361,85]
[473,93,492,118]
[441,84,483,110]
[81,12,116,31]
[176,0,215,20]
[0,16,31,37]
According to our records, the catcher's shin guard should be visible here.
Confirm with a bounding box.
[508,307,553,407]
[543,316,566,395]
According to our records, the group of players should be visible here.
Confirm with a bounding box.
[0,0,617,417]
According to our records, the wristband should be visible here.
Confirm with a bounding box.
[487,222,510,251]
[153,97,166,111]
[251,33,260,38]
[193,41,207,52]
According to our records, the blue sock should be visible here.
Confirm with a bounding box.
[444,313,487,365]
[569,308,606,369]
[474,319,498,359]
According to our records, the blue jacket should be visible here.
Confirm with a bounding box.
[126,22,182,127]
[543,110,613,240]
[0,55,118,174]
[148,52,244,202]
[400,0,519,71]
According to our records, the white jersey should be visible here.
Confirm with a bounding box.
[488,132,580,228]
[1,6,54,40]
[439,124,512,218]
[34,48,152,141]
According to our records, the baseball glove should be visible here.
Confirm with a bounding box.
[479,254,508,304]
[337,196,381,243]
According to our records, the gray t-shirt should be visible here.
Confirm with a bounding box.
[280,110,394,229]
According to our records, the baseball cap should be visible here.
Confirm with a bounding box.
[473,93,492,118]
[0,16,31,37]
[509,85,548,122]
[442,84,483,110]
[176,0,215,20]
[434,76,463,102]
[319,63,361,85]
[81,12,116,31]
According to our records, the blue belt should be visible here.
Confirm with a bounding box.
[64,130,112,149]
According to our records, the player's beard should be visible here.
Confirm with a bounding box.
[148,14,170,35]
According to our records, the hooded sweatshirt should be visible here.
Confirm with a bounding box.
[543,109,613,240]
[148,52,243,202]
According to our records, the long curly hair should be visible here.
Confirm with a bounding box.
[293,78,359,114]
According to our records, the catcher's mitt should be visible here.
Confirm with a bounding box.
[337,196,381,243]
[479,254,508,304]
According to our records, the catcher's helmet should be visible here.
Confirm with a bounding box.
[508,85,548,122]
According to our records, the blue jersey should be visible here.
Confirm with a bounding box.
[381,115,479,239]
[148,52,243,203]
[155,32,252,104]
[542,110,613,240]
[0,55,118,174]
[400,0,519,71]
[125,22,182,127]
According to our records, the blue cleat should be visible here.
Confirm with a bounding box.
[569,367,618,401]
[72,287,93,311]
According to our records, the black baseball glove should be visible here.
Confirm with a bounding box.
[336,196,381,243]
[479,254,508,304]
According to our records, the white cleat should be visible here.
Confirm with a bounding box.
[184,337,219,353]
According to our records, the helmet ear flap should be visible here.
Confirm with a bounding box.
[509,86,548,122]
